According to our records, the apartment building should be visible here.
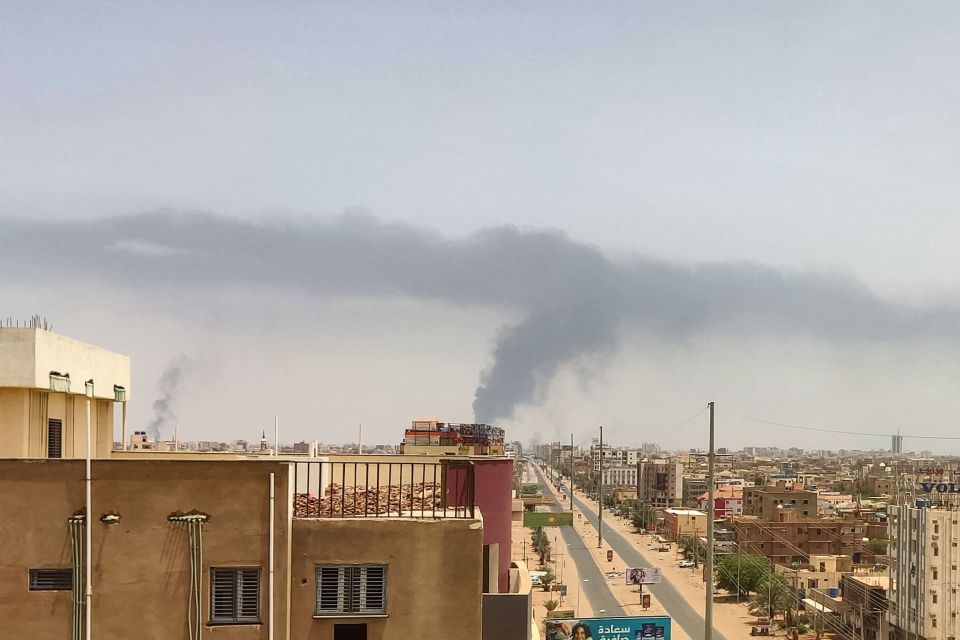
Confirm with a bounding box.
[638,460,683,508]
[888,504,960,640]
[742,483,818,519]
[731,508,866,565]
[601,463,637,487]
[590,445,640,472]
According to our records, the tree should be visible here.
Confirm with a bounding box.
[715,554,771,597]
[748,574,794,624]
[540,566,556,592]
[679,536,699,565]
[531,527,551,564]
[631,507,655,532]
[866,538,888,555]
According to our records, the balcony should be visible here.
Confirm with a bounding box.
[292,459,476,519]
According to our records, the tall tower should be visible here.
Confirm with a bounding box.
[892,432,903,455]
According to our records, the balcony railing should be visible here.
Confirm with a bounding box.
[292,460,475,519]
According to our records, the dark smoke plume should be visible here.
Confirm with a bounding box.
[147,355,193,438]
[1,210,957,424]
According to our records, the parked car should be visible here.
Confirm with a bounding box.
[679,560,695,568]
[751,618,771,636]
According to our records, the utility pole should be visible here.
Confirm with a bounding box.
[705,401,715,640]
[598,425,604,549]
[570,433,575,514]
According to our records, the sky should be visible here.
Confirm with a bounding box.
[1,2,959,452]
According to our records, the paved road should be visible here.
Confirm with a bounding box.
[531,465,625,617]
[570,491,729,640]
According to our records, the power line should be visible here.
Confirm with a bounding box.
[720,410,960,441]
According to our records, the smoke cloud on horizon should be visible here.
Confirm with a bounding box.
[146,355,193,438]
[2,210,957,424]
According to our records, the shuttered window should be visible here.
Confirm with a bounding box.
[210,568,260,624]
[29,568,73,591]
[315,565,387,616]
[47,419,62,459]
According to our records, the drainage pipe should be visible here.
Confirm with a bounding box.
[269,472,275,640]
[85,393,92,640]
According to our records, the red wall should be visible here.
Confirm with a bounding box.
[447,458,515,592]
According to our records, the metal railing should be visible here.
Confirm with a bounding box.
[292,460,475,519]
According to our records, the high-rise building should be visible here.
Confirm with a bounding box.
[892,434,904,455]
[888,503,960,640]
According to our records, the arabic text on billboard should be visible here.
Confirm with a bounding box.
[545,616,671,640]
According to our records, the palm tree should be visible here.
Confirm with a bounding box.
[748,574,794,625]
[531,527,551,564]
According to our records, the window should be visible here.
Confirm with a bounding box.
[934,547,940,557]
[933,570,938,580]
[316,565,387,616]
[210,568,260,624]
[934,594,938,604]
[47,419,62,459]
[29,568,72,591]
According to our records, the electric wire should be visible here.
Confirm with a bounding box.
[719,411,960,441]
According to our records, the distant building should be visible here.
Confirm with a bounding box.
[638,460,682,508]
[891,434,903,455]
[400,418,505,456]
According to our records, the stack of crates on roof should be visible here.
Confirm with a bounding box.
[402,419,506,455]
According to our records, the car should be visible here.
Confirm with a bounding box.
[530,575,542,587]
[679,560,695,568]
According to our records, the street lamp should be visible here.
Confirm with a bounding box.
[577,578,588,616]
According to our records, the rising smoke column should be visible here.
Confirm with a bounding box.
[147,355,193,438]
[1,210,958,426]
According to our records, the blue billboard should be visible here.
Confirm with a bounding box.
[545,616,671,640]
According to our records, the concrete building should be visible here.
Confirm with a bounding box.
[0,327,130,459]
[590,445,640,472]
[638,460,683,508]
[888,504,960,640]
[732,509,867,565]
[601,463,637,487]
[697,485,743,518]
[662,508,708,539]
[742,483,818,519]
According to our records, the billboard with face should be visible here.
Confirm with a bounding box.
[545,616,671,640]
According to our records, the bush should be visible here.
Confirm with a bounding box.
[544,599,559,612]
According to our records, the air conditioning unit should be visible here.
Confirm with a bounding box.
[932,534,940,540]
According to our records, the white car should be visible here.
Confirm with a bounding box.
[679,560,695,568]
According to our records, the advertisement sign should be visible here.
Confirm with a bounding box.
[626,567,662,585]
[521,483,542,496]
[545,616,671,640]
[523,511,574,527]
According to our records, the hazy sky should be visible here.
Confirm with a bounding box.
[2,2,959,452]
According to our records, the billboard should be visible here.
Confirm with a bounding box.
[545,616,671,640]
[524,511,574,527]
[626,567,662,585]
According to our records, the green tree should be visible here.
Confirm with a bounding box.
[540,566,556,592]
[866,538,888,555]
[715,554,771,597]
[531,527,551,564]
[748,574,794,624]
[631,507,655,532]
[679,536,699,565]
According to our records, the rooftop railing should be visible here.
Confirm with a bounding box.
[292,459,475,519]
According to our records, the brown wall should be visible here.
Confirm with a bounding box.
[0,459,290,640]
[290,518,483,640]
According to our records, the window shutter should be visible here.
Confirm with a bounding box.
[211,569,238,621]
[47,419,62,459]
[237,569,260,621]
[29,568,73,591]
[317,566,347,614]
[359,566,386,614]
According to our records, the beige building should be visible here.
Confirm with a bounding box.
[663,508,708,539]
[888,504,960,640]
[0,457,490,640]
[742,483,818,519]
[0,328,130,459]
[639,460,683,508]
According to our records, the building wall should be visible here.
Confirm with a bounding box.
[0,388,115,459]
[470,458,515,592]
[889,505,960,640]
[291,518,483,640]
[0,328,131,400]
[0,459,290,640]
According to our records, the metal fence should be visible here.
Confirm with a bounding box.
[292,460,475,519]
